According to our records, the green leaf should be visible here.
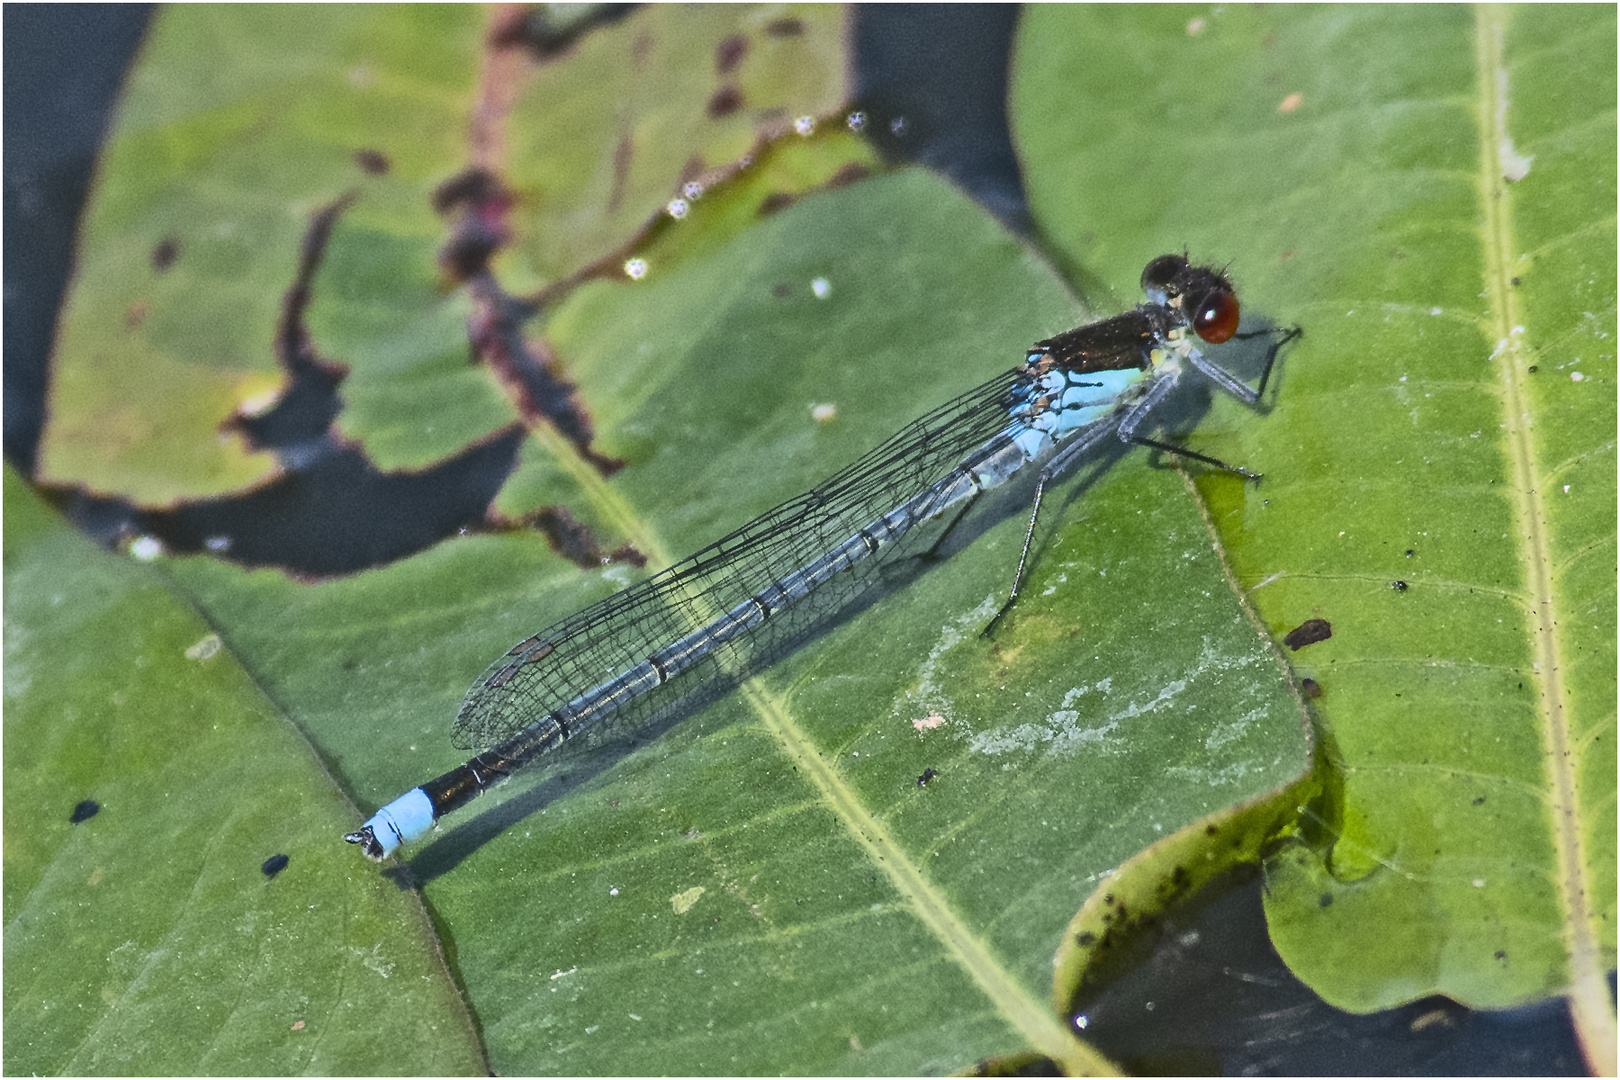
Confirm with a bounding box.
[37,6,497,501]
[1,467,484,1075]
[496,4,853,289]
[1012,1,1616,1044]
[162,168,1308,1074]
[36,5,856,502]
[21,5,1323,1073]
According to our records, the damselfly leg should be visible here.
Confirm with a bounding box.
[984,318,1301,635]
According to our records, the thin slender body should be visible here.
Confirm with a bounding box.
[346,255,1290,859]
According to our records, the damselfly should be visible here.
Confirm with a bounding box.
[345,254,1297,859]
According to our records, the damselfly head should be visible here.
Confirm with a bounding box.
[1140,255,1241,345]
[1139,254,1192,301]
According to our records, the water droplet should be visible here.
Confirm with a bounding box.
[624,258,649,280]
[794,116,815,136]
[666,198,689,219]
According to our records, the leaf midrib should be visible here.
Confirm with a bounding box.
[1472,5,1613,1069]
[531,204,1107,1069]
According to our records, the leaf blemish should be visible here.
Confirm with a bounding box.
[715,34,747,74]
[352,148,390,176]
[1283,618,1332,650]
[150,237,179,272]
[707,85,745,119]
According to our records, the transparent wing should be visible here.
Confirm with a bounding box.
[451,366,1029,752]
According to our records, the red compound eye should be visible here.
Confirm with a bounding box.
[1191,289,1240,343]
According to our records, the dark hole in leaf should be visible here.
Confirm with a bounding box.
[123,432,525,574]
[715,33,747,74]
[706,84,744,119]
[150,236,179,272]
[352,148,390,175]
[219,194,355,453]
[764,16,805,37]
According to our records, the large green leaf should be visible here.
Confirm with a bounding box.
[35,5,855,501]
[497,4,852,289]
[2,467,484,1075]
[35,6,495,501]
[159,168,1309,1074]
[12,5,1330,1074]
[1013,0,1616,1053]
